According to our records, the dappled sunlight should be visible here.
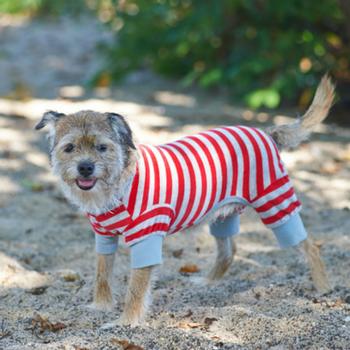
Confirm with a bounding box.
[154,91,197,107]
[59,85,85,99]
[0,252,50,290]
[0,7,348,349]
[0,128,28,151]
[0,158,23,172]
[295,171,350,209]
[0,14,29,27]
[25,151,50,169]
[0,176,21,194]
[0,97,143,120]
[235,256,264,268]
[238,243,278,254]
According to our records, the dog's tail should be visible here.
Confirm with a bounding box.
[267,75,335,150]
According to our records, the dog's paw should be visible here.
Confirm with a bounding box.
[189,276,212,286]
[315,282,332,295]
[119,315,141,327]
[84,302,113,312]
[100,320,119,330]
[100,317,139,329]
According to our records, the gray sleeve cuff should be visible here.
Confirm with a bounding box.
[272,212,308,248]
[95,234,119,255]
[209,213,240,238]
[130,235,163,269]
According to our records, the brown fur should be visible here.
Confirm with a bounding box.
[121,266,153,325]
[267,75,335,150]
[207,236,236,281]
[36,110,137,214]
[100,266,154,328]
[93,254,115,310]
[207,235,330,292]
[300,237,331,293]
[54,111,113,138]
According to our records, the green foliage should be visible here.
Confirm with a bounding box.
[0,0,87,16]
[0,0,42,14]
[100,0,347,108]
[245,89,280,109]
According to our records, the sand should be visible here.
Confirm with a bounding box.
[0,15,349,350]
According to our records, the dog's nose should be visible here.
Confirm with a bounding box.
[78,161,95,177]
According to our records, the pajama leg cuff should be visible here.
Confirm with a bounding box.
[272,212,307,248]
[130,235,163,269]
[95,234,119,255]
[209,213,240,238]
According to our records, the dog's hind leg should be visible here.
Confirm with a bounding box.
[271,213,331,293]
[207,236,236,281]
[299,237,331,293]
[207,212,240,281]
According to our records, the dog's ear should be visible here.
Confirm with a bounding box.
[35,111,66,149]
[35,111,65,130]
[106,113,136,150]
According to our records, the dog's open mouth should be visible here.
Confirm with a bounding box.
[76,178,97,190]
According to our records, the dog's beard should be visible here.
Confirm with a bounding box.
[53,160,124,214]
[59,178,121,214]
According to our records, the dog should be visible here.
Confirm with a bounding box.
[35,75,334,327]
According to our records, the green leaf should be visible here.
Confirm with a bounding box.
[245,88,280,109]
[199,68,222,87]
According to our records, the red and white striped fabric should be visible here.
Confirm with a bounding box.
[88,126,301,245]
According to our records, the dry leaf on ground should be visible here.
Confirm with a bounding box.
[177,321,202,329]
[179,264,199,273]
[110,338,144,350]
[29,314,66,334]
[204,317,218,326]
[62,271,80,282]
[172,249,183,258]
[183,309,193,318]
[20,179,45,192]
[319,162,342,175]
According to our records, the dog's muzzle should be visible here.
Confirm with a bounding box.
[78,161,95,177]
[76,161,97,190]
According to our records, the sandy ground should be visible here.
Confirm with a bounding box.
[0,15,350,350]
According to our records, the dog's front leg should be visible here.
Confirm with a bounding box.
[101,265,153,329]
[120,266,154,326]
[92,253,115,311]
[299,237,331,293]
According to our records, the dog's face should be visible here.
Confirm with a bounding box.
[36,110,136,213]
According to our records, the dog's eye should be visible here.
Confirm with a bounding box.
[64,143,75,153]
[96,144,108,152]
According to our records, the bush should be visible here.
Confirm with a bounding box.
[100,0,347,108]
[0,0,87,16]
[0,0,42,14]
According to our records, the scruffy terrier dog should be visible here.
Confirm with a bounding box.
[36,76,334,327]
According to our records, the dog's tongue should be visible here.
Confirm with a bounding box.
[78,179,95,187]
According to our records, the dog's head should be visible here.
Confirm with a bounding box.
[36,110,136,213]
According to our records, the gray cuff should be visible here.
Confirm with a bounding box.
[130,235,163,269]
[95,234,119,255]
[272,212,308,248]
[209,213,240,238]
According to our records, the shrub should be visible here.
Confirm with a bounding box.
[0,0,87,16]
[99,0,347,108]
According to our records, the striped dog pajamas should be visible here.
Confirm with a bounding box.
[88,126,307,268]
